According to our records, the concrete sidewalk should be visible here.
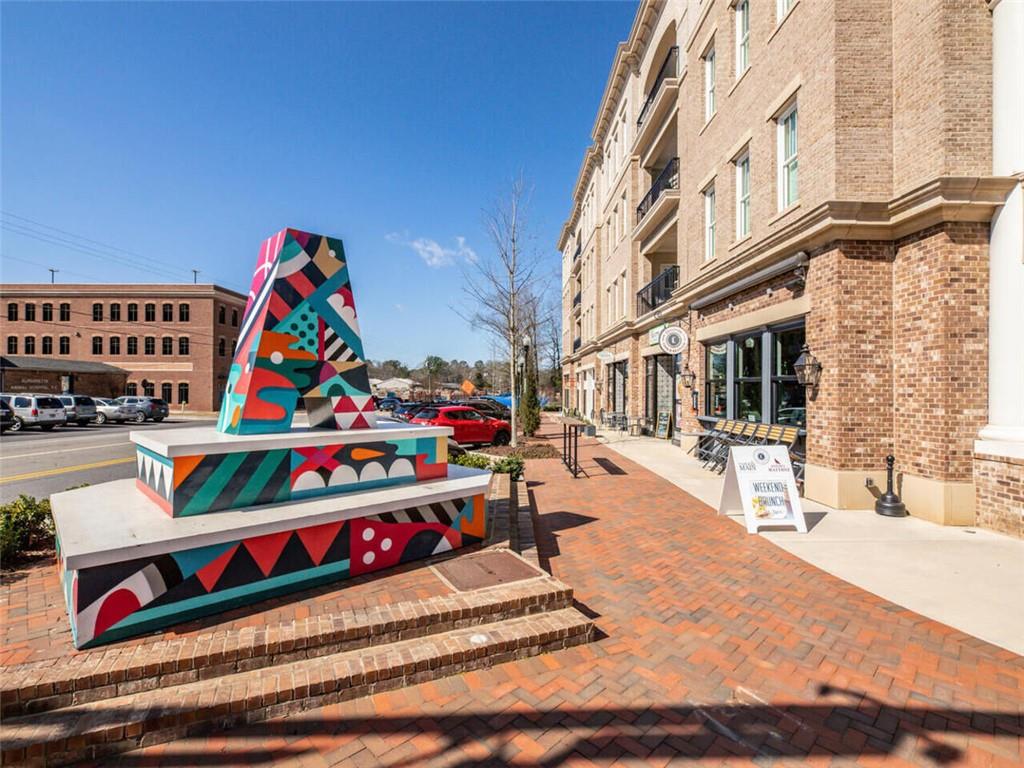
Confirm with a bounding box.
[597,428,1024,656]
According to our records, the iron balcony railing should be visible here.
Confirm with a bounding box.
[636,265,679,316]
[573,291,582,307]
[636,47,679,129]
[636,158,679,223]
[573,337,582,352]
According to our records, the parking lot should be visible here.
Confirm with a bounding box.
[0,418,214,504]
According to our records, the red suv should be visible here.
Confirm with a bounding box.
[410,405,511,446]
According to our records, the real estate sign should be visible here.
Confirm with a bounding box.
[718,446,807,534]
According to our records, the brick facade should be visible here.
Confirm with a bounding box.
[973,452,1024,538]
[0,284,246,411]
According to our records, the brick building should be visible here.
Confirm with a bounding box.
[0,284,247,411]
[559,0,1023,535]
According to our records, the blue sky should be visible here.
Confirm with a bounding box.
[1,1,635,366]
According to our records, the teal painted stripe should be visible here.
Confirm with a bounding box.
[291,474,412,501]
[233,449,289,509]
[180,452,248,516]
[136,444,172,466]
[86,560,352,648]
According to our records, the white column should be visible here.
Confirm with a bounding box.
[979,0,1024,453]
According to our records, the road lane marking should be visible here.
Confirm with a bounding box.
[0,457,136,485]
[0,441,132,459]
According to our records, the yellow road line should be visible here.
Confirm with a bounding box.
[1,457,135,485]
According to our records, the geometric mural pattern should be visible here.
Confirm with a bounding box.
[61,493,487,648]
[216,228,377,435]
[136,436,448,517]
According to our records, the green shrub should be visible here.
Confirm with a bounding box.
[541,403,561,412]
[451,453,491,470]
[1,495,55,564]
[490,455,525,480]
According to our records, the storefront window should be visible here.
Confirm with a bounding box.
[772,326,805,426]
[734,333,762,422]
[607,361,628,413]
[706,343,727,417]
[645,354,675,430]
[703,321,805,427]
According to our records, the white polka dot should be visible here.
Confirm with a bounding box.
[362,528,375,542]
[329,250,336,257]
[362,551,375,565]
[270,351,283,364]
[380,538,392,552]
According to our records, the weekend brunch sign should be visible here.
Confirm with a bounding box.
[718,445,808,534]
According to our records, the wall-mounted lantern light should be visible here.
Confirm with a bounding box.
[680,367,697,390]
[793,344,822,388]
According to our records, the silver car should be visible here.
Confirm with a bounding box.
[92,397,138,424]
[57,395,98,427]
[0,393,67,432]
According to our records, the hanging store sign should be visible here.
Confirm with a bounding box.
[719,446,807,534]
[658,326,688,354]
[596,351,614,363]
[648,324,666,346]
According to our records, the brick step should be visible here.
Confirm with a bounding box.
[1,561,570,719]
[2,607,594,767]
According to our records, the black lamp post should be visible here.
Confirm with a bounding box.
[793,344,822,388]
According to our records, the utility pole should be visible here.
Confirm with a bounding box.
[48,268,58,284]
[191,269,200,284]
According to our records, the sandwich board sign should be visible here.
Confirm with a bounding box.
[718,445,807,534]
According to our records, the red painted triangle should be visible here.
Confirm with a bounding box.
[243,531,292,576]
[295,521,345,566]
[333,395,358,413]
[196,545,239,592]
[349,413,371,429]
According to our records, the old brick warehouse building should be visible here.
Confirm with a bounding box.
[0,284,246,411]
[560,0,1023,536]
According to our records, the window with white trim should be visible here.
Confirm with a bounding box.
[777,0,794,21]
[735,152,751,238]
[704,184,717,259]
[704,48,716,121]
[777,103,798,209]
[735,0,750,76]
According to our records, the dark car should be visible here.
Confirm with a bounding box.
[465,398,511,420]
[377,397,401,412]
[0,400,15,433]
[393,401,428,421]
[410,405,511,447]
[115,396,170,422]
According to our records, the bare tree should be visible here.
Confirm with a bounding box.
[458,176,543,447]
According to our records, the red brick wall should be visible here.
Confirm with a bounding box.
[974,453,1024,539]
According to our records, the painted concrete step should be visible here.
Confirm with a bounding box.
[2,607,594,767]
[1,556,570,718]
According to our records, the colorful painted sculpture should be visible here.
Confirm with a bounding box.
[217,228,376,435]
[50,227,492,648]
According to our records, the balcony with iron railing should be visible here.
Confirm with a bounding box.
[636,265,679,316]
[637,47,679,130]
[636,158,679,223]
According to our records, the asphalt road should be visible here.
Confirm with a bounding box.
[0,419,216,504]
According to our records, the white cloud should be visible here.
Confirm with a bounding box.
[386,232,477,269]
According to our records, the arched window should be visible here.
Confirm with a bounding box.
[109,337,121,355]
[7,303,18,321]
[59,336,70,355]
[126,382,138,396]
[218,305,226,324]
[218,337,226,357]
[162,303,173,322]
[177,382,190,405]
[25,304,36,321]
[161,336,173,355]
[143,381,155,397]
[91,336,103,355]
[161,382,172,402]
[144,336,155,355]
[127,337,138,355]
[42,303,53,321]
[178,337,190,355]
[59,303,71,321]
[231,308,238,326]
[127,303,138,322]
[109,303,121,321]
[23,337,35,354]
[145,303,155,322]
[179,303,190,322]
[92,303,103,321]
[41,336,53,355]
[6,336,17,354]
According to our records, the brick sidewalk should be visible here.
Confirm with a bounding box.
[101,421,1023,766]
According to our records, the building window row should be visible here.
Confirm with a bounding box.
[80,335,193,356]
[7,302,72,322]
[124,381,190,404]
[7,335,72,355]
[91,302,192,323]
[217,305,239,326]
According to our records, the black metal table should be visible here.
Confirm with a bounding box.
[557,416,584,478]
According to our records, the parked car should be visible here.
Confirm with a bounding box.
[0,400,15,433]
[464,398,512,421]
[393,401,428,421]
[0,393,67,432]
[92,397,139,424]
[115,396,169,423]
[410,405,511,447]
[377,397,401,412]
[57,395,98,427]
